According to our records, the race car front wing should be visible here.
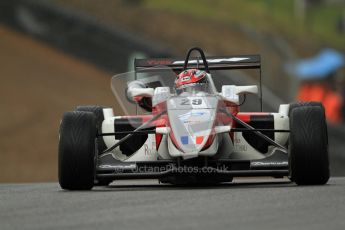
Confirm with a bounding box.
[96,148,288,180]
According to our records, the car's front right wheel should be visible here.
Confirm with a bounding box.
[58,111,97,190]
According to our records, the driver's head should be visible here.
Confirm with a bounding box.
[175,69,209,95]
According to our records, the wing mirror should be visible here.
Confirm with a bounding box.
[128,88,154,98]
[234,85,258,95]
[126,81,154,100]
[126,81,154,112]
[221,85,258,104]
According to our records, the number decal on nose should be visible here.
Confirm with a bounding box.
[180,98,203,105]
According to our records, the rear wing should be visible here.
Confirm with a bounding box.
[134,55,261,72]
[134,53,263,111]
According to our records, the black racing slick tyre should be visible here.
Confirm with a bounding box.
[288,102,330,185]
[58,111,97,190]
[76,106,113,186]
[288,101,323,117]
[76,105,109,152]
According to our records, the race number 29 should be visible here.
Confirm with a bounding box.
[180,98,203,105]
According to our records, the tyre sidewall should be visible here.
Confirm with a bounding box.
[59,111,97,190]
[289,105,329,185]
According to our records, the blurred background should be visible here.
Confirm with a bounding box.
[0,0,344,182]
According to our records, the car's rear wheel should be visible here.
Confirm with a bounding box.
[288,102,330,185]
[58,111,97,190]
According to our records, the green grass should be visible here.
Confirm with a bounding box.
[144,0,345,49]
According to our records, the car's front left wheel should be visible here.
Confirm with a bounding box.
[288,102,330,185]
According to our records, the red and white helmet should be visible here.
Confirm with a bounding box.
[175,69,209,94]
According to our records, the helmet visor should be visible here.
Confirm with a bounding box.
[175,83,211,95]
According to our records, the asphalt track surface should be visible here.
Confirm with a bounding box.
[1,177,345,230]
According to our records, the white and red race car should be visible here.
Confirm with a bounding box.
[58,47,329,190]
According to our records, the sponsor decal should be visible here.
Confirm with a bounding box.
[144,142,156,156]
[234,137,247,151]
[173,57,250,65]
[178,111,206,124]
[250,161,288,167]
[234,144,247,152]
[99,164,137,170]
[147,60,172,65]
[181,76,191,82]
